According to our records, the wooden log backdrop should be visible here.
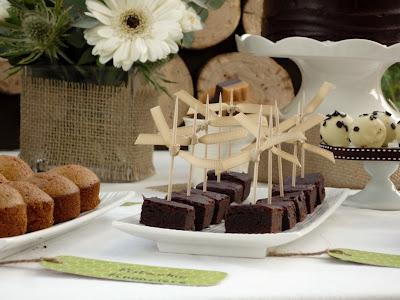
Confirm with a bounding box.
[0,0,303,149]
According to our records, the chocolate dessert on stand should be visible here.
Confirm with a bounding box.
[263,0,400,45]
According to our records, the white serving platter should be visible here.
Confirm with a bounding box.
[0,191,137,259]
[113,188,350,258]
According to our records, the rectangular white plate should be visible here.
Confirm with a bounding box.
[113,188,350,258]
[0,191,137,259]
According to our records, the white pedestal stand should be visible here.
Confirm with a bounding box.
[345,161,400,210]
[236,35,400,117]
[237,35,400,210]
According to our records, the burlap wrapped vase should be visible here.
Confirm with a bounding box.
[20,66,157,182]
[254,125,400,189]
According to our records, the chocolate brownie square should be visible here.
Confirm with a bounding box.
[284,173,325,204]
[273,184,318,213]
[207,170,252,201]
[258,198,297,231]
[196,180,244,203]
[190,189,230,224]
[171,192,215,231]
[225,203,283,234]
[140,197,195,231]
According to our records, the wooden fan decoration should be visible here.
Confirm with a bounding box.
[287,83,336,185]
[186,103,199,196]
[220,113,306,175]
[274,102,284,198]
[275,82,337,134]
[250,105,264,204]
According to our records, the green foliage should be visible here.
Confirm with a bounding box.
[0,0,72,70]
[382,63,400,110]
[0,0,226,88]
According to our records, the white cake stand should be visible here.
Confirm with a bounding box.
[321,145,400,211]
[236,35,400,210]
[236,35,400,117]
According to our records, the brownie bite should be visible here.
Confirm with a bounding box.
[207,170,252,201]
[225,203,283,234]
[190,189,230,224]
[196,180,244,203]
[284,173,326,204]
[171,192,215,231]
[258,198,297,231]
[140,197,195,231]
[273,184,318,214]
[269,192,307,223]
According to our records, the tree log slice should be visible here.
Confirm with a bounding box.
[190,0,241,50]
[197,52,294,109]
[157,55,193,126]
[243,0,264,35]
[0,60,21,95]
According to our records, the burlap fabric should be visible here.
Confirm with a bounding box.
[20,68,157,182]
[254,125,400,189]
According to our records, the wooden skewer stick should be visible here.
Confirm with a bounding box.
[252,105,264,205]
[187,104,198,196]
[217,93,223,183]
[268,107,273,204]
[167,97,179,201]
[228,89,234,157]
[203,94,210,192]
[275,101,284,198]
[292,102,301,187]
[300,93,306,179]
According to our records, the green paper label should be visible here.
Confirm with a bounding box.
[41,256,227,286]
[329,248,400,268]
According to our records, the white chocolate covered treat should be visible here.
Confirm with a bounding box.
[349,114,387,148]
[371,111,397,146]
[396,121,400,145]
[320,110,354,147]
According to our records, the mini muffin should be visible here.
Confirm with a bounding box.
[50,165,100,212]
[25,173,80,224]
[0,155,33,181]
[7,181,54,232]
[0,184,27,237]
[0,173,8,183]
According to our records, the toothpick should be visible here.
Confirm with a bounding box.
[228,89,234,157]
[268,107,273,204]
[217,93,223,183]
[203,94,210,192]
[187,104,198,196]
[292,102,301,187]
[252,105,263,204]
[300,92,306,179]
[275,101,284,198]
[167,97,179,201]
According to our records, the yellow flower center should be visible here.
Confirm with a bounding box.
[120,9,148,35]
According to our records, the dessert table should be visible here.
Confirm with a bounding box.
[1,150,400,300]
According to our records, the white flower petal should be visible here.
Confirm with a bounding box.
[0,0,10,21]
[86,0,114,17]
[83,0,195,69]
[90,10,112,25]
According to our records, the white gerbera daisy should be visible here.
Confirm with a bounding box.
[84,0,187,71]
[180,6,203,33]
[0,0,10,22]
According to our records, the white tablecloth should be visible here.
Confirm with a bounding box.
[1,151,400,300]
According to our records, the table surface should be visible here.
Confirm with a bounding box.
[1,151,400,300]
